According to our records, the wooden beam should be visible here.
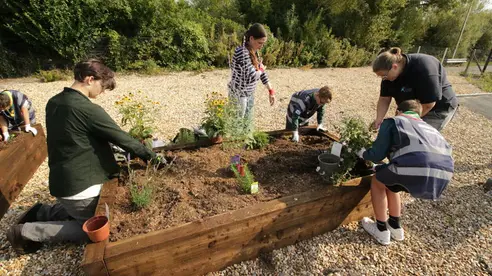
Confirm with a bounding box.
[102,176,372,276]
[0,124,47,220]
[81,178,118,276]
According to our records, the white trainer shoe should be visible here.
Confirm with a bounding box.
[386,222,405,241]
[361,217,391,245]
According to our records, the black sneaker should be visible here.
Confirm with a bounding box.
[16,203,42,224]
[6,224,43,255]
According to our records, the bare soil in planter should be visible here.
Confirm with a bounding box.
[110,134,367,242]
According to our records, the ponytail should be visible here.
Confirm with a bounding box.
[372,47,405,72]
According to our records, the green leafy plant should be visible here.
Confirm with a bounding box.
[126,156,165,210]
[231,163,256,193]
[115,91,159,144]
[202,92,227,138]
[130,183,152,209]
[36,69,70,82]
[330,117,372,184]
[173,128,196,144]
[245,131,271,150]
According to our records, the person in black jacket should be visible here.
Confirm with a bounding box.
[7,59,157,254]
[372,47,458,132]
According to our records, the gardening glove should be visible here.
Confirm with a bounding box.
[356,147,367,159]
[2,131,9,142]
[292,130,299,143]
[24,124,38,136]
[316,124,327,132]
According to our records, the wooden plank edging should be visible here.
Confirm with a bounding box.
[0,124,47,220]
[96,176,372,276]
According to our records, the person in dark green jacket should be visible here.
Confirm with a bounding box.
[7,59,157,254]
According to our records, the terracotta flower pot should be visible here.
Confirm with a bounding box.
[82,215,109,243]
[211,135,223,144]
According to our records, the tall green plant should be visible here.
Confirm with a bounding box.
[115,91,159,143]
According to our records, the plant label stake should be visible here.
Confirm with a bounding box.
[250,182,259,194]
[330,142,342,157]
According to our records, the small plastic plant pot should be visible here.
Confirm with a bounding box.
[82,215,109,243]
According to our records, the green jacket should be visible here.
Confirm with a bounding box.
[46,87,155,197]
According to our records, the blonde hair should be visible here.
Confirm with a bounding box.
[372,47,405,72]
[318,86,333,102]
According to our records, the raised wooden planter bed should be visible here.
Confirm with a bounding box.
[82,127,373,276]
[0,124,47,220]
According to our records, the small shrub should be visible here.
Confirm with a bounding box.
[36,69,70,82]
[130,184,152,209]
[245,131,270,150]
[173,128,196,144]
[126,60,162,75]
[231,163,256,193]
[330,117,373,184]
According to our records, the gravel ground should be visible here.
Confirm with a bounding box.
[0,67,491,275]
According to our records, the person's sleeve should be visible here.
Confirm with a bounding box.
[417,75,441,104]
[317,105,326,125]
[89,105,155,161]
[234,47,258,84]
[362,119,394,162]
[289,102,301,130]
[380,81,392,97]
[260,71,269,85]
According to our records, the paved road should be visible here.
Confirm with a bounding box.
[445,63,492,75]
[458,94,492,120]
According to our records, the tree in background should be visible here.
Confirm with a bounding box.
[1,0,491,77]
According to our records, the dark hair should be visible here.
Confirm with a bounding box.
[372,47,405,72]
[0,91,10,109]
[244,23,267,70]
[74,59,116,90]
[397,100,422,116]
[318,86,333,102]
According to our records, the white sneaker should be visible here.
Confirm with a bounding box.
[386,222,405,241]
[361,217,391,245]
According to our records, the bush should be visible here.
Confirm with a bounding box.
[245,131,270,150]
[126,60,162,75]
[36,69,70,82]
